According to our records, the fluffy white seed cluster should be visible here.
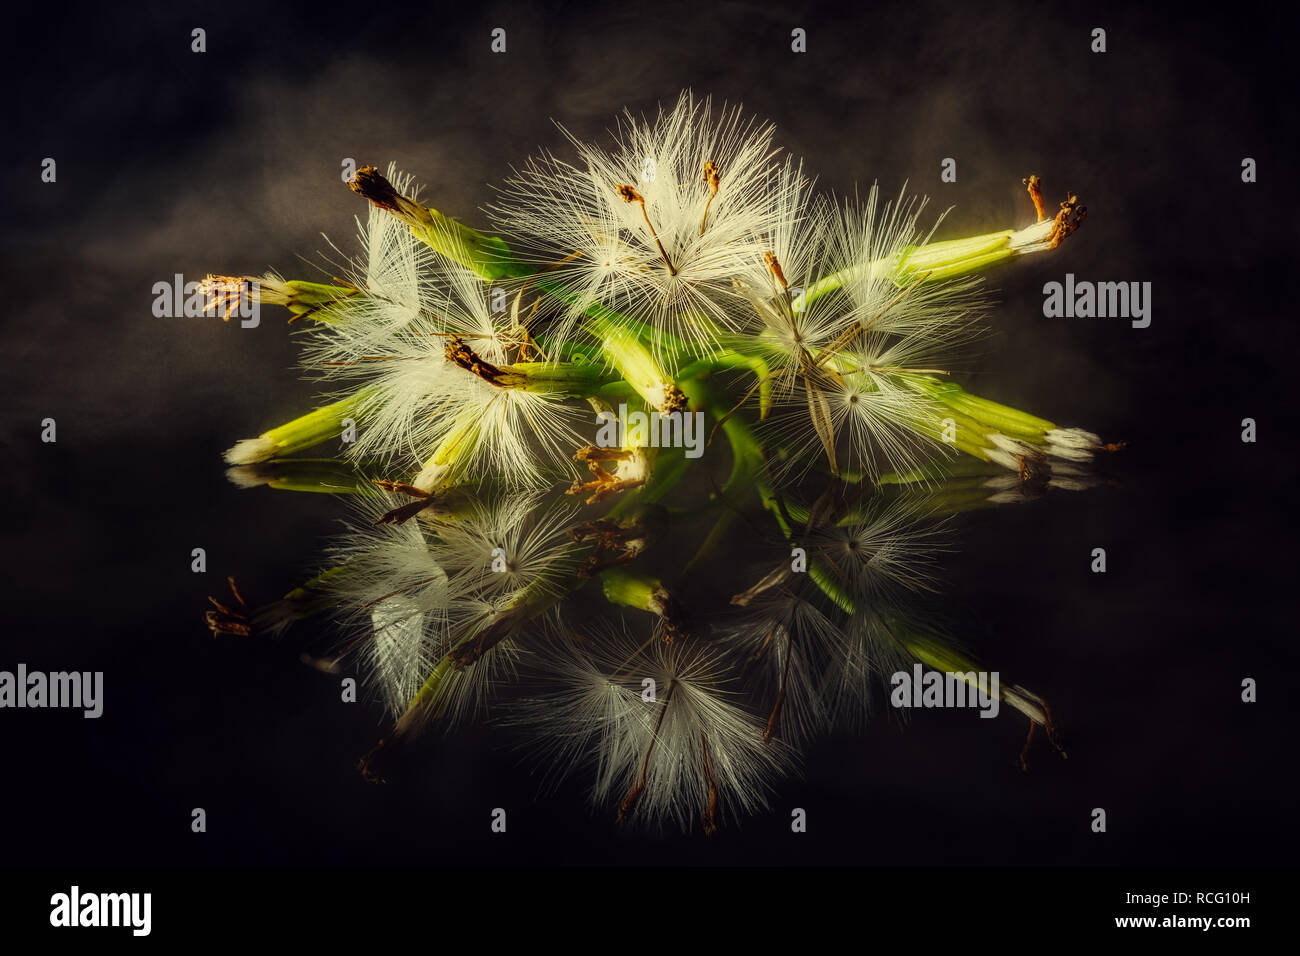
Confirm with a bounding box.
[323,489,581,724]
[221,92,1100,830]
[298,166,585,486]
[489,96,992,480]
[488,92,788,368]
[508,621,792,831]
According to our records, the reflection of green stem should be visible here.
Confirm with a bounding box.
[229,458,383,494]
[400,581,562,726]
[274,565,346,620]
[608,445,690,520]
[674,377,766,580]
[783,474,1001,521]
[401,650,457,724]
[241,564,349,634]
[900,629,1048,726]
[601,568,663,613]
[693,350,773,418]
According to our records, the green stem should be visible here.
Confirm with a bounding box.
[795,219,1055,311]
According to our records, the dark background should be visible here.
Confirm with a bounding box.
[1,0,1296,867]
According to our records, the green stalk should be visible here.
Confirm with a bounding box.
[495,359,617,395]
[904,375,1057,442]
[262,279,358,324]
[583,310,685,413]
[795,219,1056,311]
[898,629,1048,726]
[225,389,373,463]
[348,166,531,281]
[413,406,483,491]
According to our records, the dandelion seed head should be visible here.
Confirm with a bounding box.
[507,620,790,830]
[488,92,791,370]
[750,185,988,480]
[811,503,949,601]
[719,587,846,746]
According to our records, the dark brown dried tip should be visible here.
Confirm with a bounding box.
[1047,191,1087,250]
[699,161,721,237]
[763,687,788,745]
[703,161,720,192]
[1018,701,1067,771]
[348,166,401,211]
[648,587,691,642]
[199,275,254,321]
[348,166,431,230]
[357,734,403,784]
[661,384,688,415]
[1041,699,1067,758]
[575,445,633,464]
[569,518,648,575]
[566,452,644,505]
[298,653,342,674]
[1015,452,1049,486]
[764,251,789,291]
[372,479,433,498]
[205,577,251,637]
[374,499,437,525]
[1022,175,1047,222]
[614,183,677,275]
[205,602,250,637]
[567,474,645,506]
[616,780,646,824]
[371,479,437,525]
[1018,722,1035,772]
[614,184,644,205]
[700,733,721,836]
[445,336,509,387]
